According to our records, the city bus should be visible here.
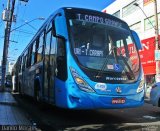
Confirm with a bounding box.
[13,7,144,109]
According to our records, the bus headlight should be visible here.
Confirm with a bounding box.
[70,67,95,93]
[137,80,144,93]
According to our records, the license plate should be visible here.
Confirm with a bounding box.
[112,98,125,104]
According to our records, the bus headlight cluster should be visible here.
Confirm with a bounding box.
[137,80,144,93]
[70,67,95,93]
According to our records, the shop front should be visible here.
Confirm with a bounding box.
[139,36,156,97]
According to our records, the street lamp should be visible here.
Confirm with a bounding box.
[134,1,159,82]
[11,17,45,32]
[133,3,155,30]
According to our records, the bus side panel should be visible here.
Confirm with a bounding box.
[28,66,36,97]
[23,68,31,96]
[18,73,22,93]
[55,78,68,108]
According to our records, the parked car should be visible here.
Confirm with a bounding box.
[145,86,152,99]
[150,82,160,107]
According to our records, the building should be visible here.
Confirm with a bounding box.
[103,0,160,87]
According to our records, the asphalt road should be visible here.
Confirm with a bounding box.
[13,94,160,131]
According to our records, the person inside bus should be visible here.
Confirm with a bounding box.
[89,33,105,57]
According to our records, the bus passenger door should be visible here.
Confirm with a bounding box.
[49,36,57,103]
[44,27,56,103]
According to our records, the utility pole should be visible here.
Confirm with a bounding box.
[154,0,160,82]
[0,0,16,91]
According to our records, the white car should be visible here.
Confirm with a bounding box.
[150,82,160,107]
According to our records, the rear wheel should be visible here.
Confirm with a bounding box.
[34,81,41,102]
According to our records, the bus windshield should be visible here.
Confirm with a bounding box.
[68,14,140,82]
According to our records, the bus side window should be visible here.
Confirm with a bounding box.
[36,32,45,63]
[21,56,24,72]
[22,51,27,70]
[18,57,22,73]
[22,54,26,71]
[31,41,36,66]
[27,46,32,67]
[56,37,67,80]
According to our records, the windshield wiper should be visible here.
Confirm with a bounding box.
[95,36,135,80]
[95,35,118,79]
[118,52,135,80]
[95,46,135,80]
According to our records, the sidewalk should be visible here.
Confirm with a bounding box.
[0,89,32,125]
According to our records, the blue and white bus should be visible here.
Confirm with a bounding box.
[14,7,144,109]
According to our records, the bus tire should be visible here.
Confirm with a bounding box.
[34,80,40,102]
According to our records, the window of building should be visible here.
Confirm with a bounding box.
[122,0,139,17]
[113,10,120,18]
[144,12,160,31]
[130,21,141,33]
[144,15,155,31]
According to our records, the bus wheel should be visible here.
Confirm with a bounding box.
[36,90,40,102]
[34,81,40,102]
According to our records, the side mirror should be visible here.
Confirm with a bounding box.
[54,14,67,38]
[52,21,56,36]
[131,30,142,50]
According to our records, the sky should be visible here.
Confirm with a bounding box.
[0,0,115,63]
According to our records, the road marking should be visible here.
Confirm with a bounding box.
[143,115,157,120]
[124,121,160,126]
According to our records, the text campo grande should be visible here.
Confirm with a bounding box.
[76,14,122,28]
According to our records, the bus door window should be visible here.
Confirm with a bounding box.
[50,38,56,68]
[44,28,52,99]
[49,34,57,100]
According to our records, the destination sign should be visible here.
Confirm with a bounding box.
[76,13,123,28]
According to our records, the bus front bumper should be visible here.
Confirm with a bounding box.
[57,90,144,109]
